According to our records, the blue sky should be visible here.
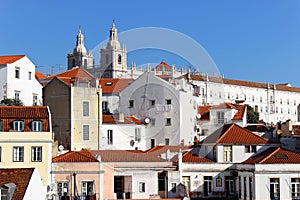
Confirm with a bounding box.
[1,1,300,86]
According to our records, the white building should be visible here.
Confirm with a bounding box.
[120,71,197,149]
[179,73,300,124]
[198,102,247,139]
[0,55,43,106]
[101,113,147,150]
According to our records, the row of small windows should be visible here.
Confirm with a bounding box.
[15,67,32,80]
[129,99,172,108]
[253,105,297,115]
[0,120,43,132]
[0,146,42,162]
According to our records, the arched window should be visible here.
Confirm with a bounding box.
[118,54,122,64]
[72,59,75,67]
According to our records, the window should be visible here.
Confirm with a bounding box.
[102,101,108,113]
[32,95,38,106]
[223,145,232,162]
[118,54,122,64]
[219,92,222,98]
[15,67,20,79]
[294,100,297,106]
[81,181,94,196]
[0,186,8,199]
[236,94,238,99]
[182,176,190,193]
[287,99,290,105]
[216,111,225,124]
[227,93,230,99]
[151,139,155,148]
[13,120,24,132]
[260,96,262,103]
[149,100,155,107]
[166,118,171,126]
[270,178,280,200]
[245,145,257,153]
[171,183,177,193]
[14,91,20,100]
[57,181,69,197]
[292,178,300,199]
[83,125,90,140]
[266,106,268,113]
[165,138,170,145]
[252,95,255,102]
[31,146,42,162]
[32,120,43,132]
[280,98,282,104]
[28,71,32,80]
[249,177,253,200]
[107,130,113,144]
[276,107,278,113]
[139,182,145,193]
[129,100,134,108]
[203,176,213,196]
[150,118,156,126]
[166,99,172,105]
[13,146,24,162]
[83,101,89,117]
[225,176,234,195]
[135,128,141,142]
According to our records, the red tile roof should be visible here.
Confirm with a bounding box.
[153,61,172,71]
[180,73,300,93]
[197,105,212,120]
[243,147,300,164]
[203,123,268,144]
[43,67,96,87]
[211,102,236,109]
[232,104,247,120]
[0,106,50,132]
[99,78,132,94]
[0,55,25,64]
[90,150,167,162]
[174,151,213,163]
[145,145,191,156]
[52,149,99,162]
[0,168,34,200]
[102,114,143,125]
[35,71,46,80]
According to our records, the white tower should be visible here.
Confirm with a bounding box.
[67,28,93,70]
[100,21,127,78]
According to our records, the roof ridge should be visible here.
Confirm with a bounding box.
[216,124,234,143]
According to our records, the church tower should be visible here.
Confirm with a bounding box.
[100,22,127,78]
[67,28,93,70]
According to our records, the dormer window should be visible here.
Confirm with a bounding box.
[13,120,24,132]
[32,120,43,132]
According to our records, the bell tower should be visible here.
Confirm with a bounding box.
[67,27,93,70]
[100,21,127,78]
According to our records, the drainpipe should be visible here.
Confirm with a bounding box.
[73,172,77,198]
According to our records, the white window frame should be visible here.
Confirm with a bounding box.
[223,145,232,162]
[13,146,24,162]
[31,146,42,162]
[135,128,141,142]
[107,130,113,145]
[139,182,145,193]
[32,120,43,132]
[13,120,24,132]
[81,181,94,196]
[57,181,69,197]
[270,178,280,200]
[15,67,20,79]
[292,178,300,199]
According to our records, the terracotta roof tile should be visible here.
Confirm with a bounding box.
[0,168,34,200]
[153,61,172,71]
[180,151,213,163]
[102,114,143,125]
[243,147,300,164]
[232,104,247,120]
[52,149,99,162]
[0,55,25,64]
[203,123,268,144]
[99,78,132,94]
[35,71,46,80]
[197,105,212,120]
[145,145,191,156]
[90,150,166,162]
[211,102,236,109]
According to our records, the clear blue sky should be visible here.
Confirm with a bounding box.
[1,1,300,86]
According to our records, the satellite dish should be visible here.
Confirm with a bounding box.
[58,145,64,151]
[196,114,201,119]
[130,140,135,147]
[144,118,150,124]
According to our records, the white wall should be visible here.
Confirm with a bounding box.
[23,168,46,200]
[2,56,43,105]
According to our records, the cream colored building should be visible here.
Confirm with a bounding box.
[0,106,53,187]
